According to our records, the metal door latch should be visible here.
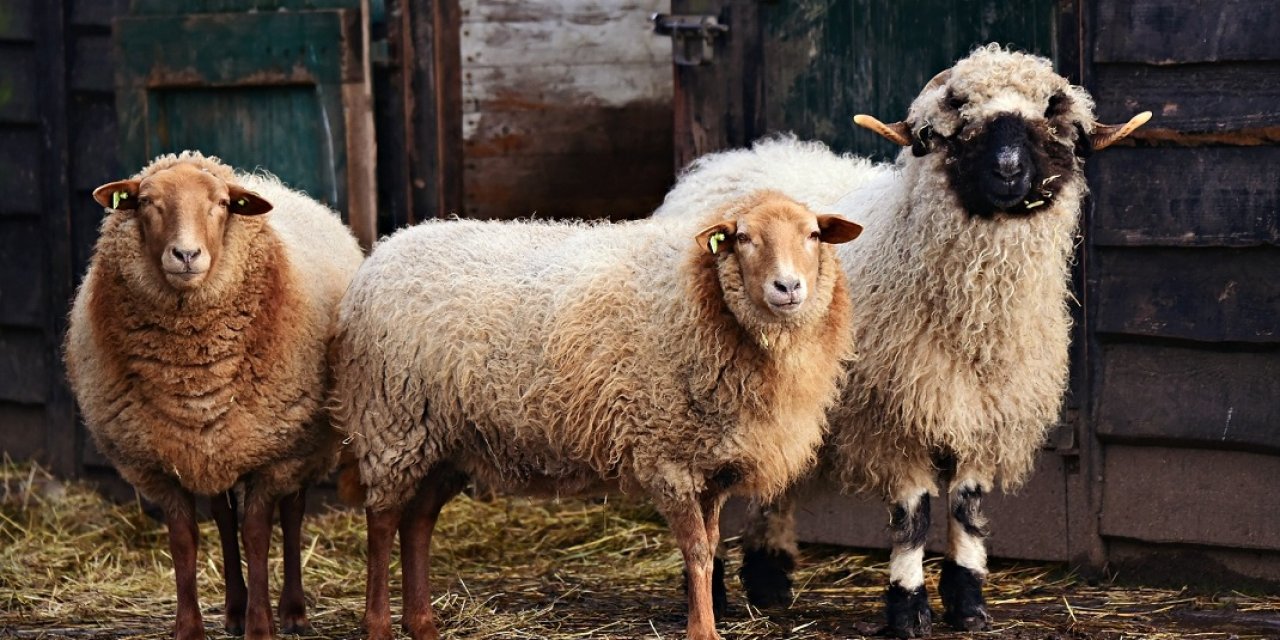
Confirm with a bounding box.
[652,13,729,66]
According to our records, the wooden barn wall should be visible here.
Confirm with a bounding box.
[457,0,673,220]
[1087,0,1280,584]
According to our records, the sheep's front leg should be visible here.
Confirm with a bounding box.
[738,491,799,609]
[363,506,402,640]
[211,490,246,636]
[665,500,720,640]
[939,475,991,631]
[884,487,934,638]
[241,494,276,640]
[277,489,313,635]
[700,493,729,619]
[400,468,467,640]
[165,491,207,640]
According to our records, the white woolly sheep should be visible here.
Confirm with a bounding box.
[331,191,862,640]
[653,45,1150,637]
[64,151,364,640]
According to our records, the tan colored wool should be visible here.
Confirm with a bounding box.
[331,193,854,515]
[654,45,1093,496]
[64,151,364,513]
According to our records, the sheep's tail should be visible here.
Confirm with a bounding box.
[335,446,366,507]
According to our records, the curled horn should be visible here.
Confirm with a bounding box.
[853,69,954,147]
[1091,111,1153,150]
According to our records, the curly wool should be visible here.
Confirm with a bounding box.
[332,199,854,514]
[654,45,1089,496]
[64,151,364,512]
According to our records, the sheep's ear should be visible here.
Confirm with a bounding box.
[695,220,737,255]
[816,215,862,244]
[227,185,273,216]
[1090,111,1152,151]
[853,114,912,147]
[92,179,141,211]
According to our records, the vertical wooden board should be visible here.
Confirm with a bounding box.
[1096,342,1280,450]
[0,402,46,460]
[1093,63,1280,133]
[1094,0,1280,64]
[0,127,42,215]
[760,0,1056,160]
[69,34,113,93]
[0,328,46,404]
[0,217,44,326]
[69,96,120,191]
[0,0,35,41]
[0,43,38,123]
[1090,146,1280,247]
[69,0,128,28]
[1094,247,1280,342]
[1100,445,1280,551]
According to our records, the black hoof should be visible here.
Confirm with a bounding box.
[711,556,728,619]
[739,546,796,609]
[224,621,245,636]
[883,584,933,638]
[939,559,990,631]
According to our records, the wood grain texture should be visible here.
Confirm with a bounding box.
[0,216,44,326]
[459,5,665,67]
[0,327,46,404]
[0,127,42,215]
[1094,0,1280,64]
[69,0,128,28]
[1093,63,1280,133]
[463,62,670,112]
[464,104,670,159]
[129,0,359,14]
[1090,146,1280,247]
[69,34,113,93]
[0,43,38,123]
[1094,247,1280,343]
[1100,445,1280,551]
[461,0,660,24]
[1096,342,1280,451]
[462,149,671,220]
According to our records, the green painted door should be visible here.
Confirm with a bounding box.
[113,0,376,247]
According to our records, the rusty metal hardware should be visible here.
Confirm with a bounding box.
[651,13,729,66]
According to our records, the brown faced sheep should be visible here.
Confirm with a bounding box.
[64,152,364,640]
[331,191,862,640]
[653,45,1150,637]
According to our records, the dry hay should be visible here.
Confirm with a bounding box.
[2,460,1277,639]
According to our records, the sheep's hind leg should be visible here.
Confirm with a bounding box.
[738,492,799,609]
[211,491,246,636]
[400,467,467,640]
[363,506,402,640]
[277,489,313,635]
[165,490,207,640]
[884,488,934,638]
[939,476,992,631]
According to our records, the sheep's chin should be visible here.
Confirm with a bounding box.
[766,300,804,318]
[164,270,208,290]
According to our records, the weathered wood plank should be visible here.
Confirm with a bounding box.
[69,34,113,93]
[0,44,38,123]
[0,327,46,404]
[69,96,119,191]
[1101,445,1280,551]
[1090,146,1280,247]
[0,402,45,460]
[0,126,42,215]
[0,0,35,41]
[0,217,44,326]
[464,104,671,159]
[460,0,662,24]
[1094,0,1280,64]
[463,153,672,220]
[463,62,670,112]
[69,0,128,29]
[1096,343,1280,450]
[1093,63,1280,134]
[1094,247,1280,342]
[129,0,360,14]
[460,16,667,67]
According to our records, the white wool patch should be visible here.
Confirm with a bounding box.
[949,525,988,575]
[890,545,927,590]
[974,92,1041,121]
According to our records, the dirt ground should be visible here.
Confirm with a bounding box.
[2,463,1277,639]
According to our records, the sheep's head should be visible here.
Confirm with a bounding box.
[854,44,1151,218]
[695,191,861,321]
[92,163,272,290]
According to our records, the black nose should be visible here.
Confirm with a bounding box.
[993,149,1027,181]
[773,278,802,294]
[172,247,201,265]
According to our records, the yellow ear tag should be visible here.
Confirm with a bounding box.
[709,231,726,254]
[237,198,247,208]
[112,191,128,209]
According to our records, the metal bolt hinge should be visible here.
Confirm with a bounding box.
[652,13,729,66]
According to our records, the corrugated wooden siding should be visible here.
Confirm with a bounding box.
[457,0,673,220]
[1087,0,1280,582]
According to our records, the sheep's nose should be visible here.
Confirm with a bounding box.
[773,277,803,294]
[171,247,201,266]
[994,147,1027,180]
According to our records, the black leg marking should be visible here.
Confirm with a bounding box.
[940,559,990,631]
[739,545,796,609]
[951,486,989,538]
[884,584,933,638]
[711,555,727,619]
[889,493,931,548]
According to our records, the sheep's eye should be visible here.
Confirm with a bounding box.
[809,230,821,240]
[219,199,230,209]
[735,232,750,245]
[137,196,151,206]
[946,92,966,111]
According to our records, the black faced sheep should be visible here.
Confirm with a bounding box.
[652,44,1150,637]
[64,151,364,640]
[331,191,862,640]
